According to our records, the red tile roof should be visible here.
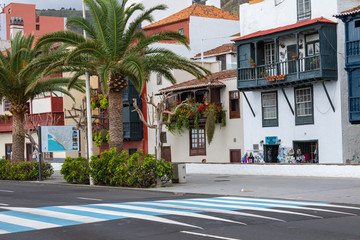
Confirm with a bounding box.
[334,5,360,17]
[232,17,336,42]
[160,69,236,93]
[193,43,236,58]
[143,3,239,30]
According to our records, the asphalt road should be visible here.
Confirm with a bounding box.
[0,182,360,240]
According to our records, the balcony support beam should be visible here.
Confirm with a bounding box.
[322,82,335,112]
[281,88,294,115]
[243,92,256,117]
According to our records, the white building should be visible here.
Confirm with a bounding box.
[234,0,360,164]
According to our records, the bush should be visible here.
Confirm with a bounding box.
[62,148,173,188]
[60,157,90,184]
[0,159,53,180]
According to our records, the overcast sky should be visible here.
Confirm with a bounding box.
[2,0,84,10]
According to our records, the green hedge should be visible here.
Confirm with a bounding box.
[60,157,90,184]
[61,148,173,188]
[0,159,54,180]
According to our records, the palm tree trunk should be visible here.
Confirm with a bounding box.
[108,90,123,154]
[12,113,25,161]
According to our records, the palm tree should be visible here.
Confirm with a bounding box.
[0,32,84,162]
[36,0,210,155]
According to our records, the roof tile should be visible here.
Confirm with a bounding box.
[232,17,336,42]
[335,5,360,17]
[160,69,236,93]
[143,3,239,30]
[193,43,236,58]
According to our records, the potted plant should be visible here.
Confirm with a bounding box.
[248,58,255,68]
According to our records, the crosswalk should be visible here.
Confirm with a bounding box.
[0,196,359,235]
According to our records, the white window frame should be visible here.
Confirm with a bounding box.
[295,87,312,117]
[3,99,10,112]
[297,0,311,22]
[262,92,277,120]
[264,42,275,65]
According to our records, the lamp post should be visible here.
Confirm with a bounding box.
[82,0,94,185]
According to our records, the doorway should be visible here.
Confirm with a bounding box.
[26,143,33,162]
[264,145,279,163]
[5,144,12,160]
[287,44,297,74]
[161,146,171,162]
[230,149,241,163]
[293,140,318,163]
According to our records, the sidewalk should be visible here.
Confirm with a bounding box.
[43,171,360,205]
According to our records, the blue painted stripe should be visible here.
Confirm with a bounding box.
[85,205,164,216]
[124,203,199,213]
[1,211,82,226]
[41,207,122,220]
[0,221,34,233]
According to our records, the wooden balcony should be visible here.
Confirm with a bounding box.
[238,54,337,91]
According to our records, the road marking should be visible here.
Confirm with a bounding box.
[77,197,103,201]
[130,202,285,222]
[0,230,10,234]
[2,207,103,223]
[0,214,59,229]
[181,231,241,240]
[0,190,14,193]
[0,204,8,206]
[99,203,247,225]
[58,205,202,229]
[160,200,323,218]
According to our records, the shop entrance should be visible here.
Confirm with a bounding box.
[264,145,279,163]
[293,140,318,163]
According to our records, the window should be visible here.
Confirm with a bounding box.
[161,132,167,143]
[229,91,240,119]
[355,20,360,28]
[156,74,162,85]
[43,152,53,160]
[297,0,311,22]
[128,148,137,155]
[264,43,275,65]
[178,28,184,35]
[5,144,12,160]
[36,24,40,30]
[295,86,313,125]
[190,128,206,156]
[3,99,10,112]
[262,91,278,127]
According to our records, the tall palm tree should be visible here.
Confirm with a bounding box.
[36,0,210,155]
[0,32,84,162]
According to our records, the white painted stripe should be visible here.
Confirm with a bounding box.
[0,203,8,206]
[0,214,59,229]
[181,231,241,240]
[130,202,285,222]
[0,230,10,234]
[77,197,103,201]
[2,207,103,223]
[163,200,322,219]
[196,199,356,216]
[0,190,14,193]
[99,204,246,225]
[59,205,201,229]
[222,197,360,211]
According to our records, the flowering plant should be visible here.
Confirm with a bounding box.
[163,99,226,143]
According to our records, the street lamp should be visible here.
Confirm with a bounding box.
[82,0,94,185]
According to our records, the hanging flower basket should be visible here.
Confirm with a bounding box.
[266,76,276,82]
[276,74,286,81]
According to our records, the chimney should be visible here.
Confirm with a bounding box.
[9,17,24,39]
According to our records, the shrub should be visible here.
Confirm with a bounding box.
[63,148,174,188]
[0,160,53,180]
[60,157,90,184]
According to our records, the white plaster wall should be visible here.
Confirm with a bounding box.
[0,13,7,40]
[206,0,221,8]
[0,102,4,115]
[242,79,343,164]
[189,16,239,58]
[239,0,338,36]
[125,0,192,27]
[31,98,51,114]
[161,78,244,163]
[187,163,360,178]
[0,40,10,51]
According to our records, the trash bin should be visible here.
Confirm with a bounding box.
[172,163,186,183]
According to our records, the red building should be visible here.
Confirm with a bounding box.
[0,3,65,40]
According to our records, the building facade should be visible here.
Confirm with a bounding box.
[234,0,360,164]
